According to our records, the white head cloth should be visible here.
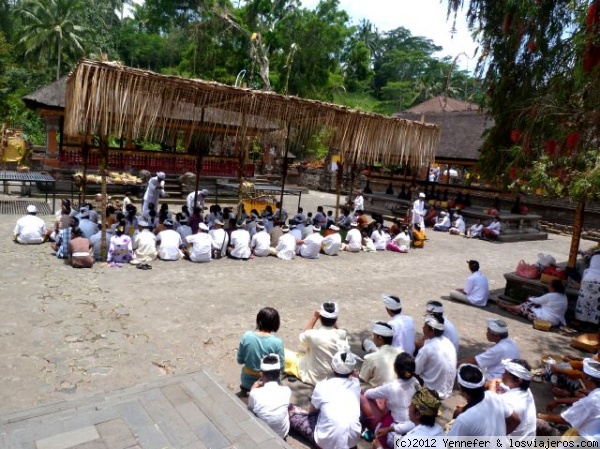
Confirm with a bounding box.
[487,318,508,334]
[157,171,166,179]
[457,364,486,389]
[330,225,340,231]
[426,302,443,314]
[503,359,532,381]
[260,354,281,371]
[331,341,362,374]
[583,358,600,379]
[319,302,339,319]
[419,192,426,198]
[371,322,394,337]
[382,295,402,310]
[424,314,445,331]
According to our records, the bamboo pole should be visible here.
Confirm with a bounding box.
[99,135,109,261]
[334,155,343,221]
[277,122,293,222]
[192,109,206,211]
[81,140,89,206]
[568,195,586,268]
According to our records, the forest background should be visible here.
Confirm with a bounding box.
[0,0,483,150]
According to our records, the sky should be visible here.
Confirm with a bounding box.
[301,0,478,71]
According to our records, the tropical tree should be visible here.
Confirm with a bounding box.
[17,0,89,80]
[446,0,600,266]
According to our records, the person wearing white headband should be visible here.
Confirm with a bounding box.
[458,318,520,381]
[13,204,47,244]
[250,221,270,257]
[283,302,347,386]
[411,192,427,229]
[448,364,521,436]
[450,260,490,307]
[415,300,459,353]
[486,359,536,437]
[538,358,600,439]
[298,224,324,259]
[247,354,291,439]
[415,314,457,400]
[321,224,342,256]
[142,171,167,218]
[289,350,361,449]
[359,322,402,388]
[380,294,416,355]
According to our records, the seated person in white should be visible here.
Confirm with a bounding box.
[432,211,451,231]
[359,322,402,388]
[387,224,411,253]
[371,225,391,251]
[228,220,251,260]
[369,295,415,355]
[270,224,297,260]
[499,279,568,326]
[13,205,47,244]
[449,213,466,235]
[341,222,362,252]
[448,364,520,436]
[458,318,521,381]
[415,315,457,400]
[482,215,502,240]
[537,358,600,440]
[288,350,361,449]
[209,219,229,258]
[487,359,536,438]
[131,220,157,264]
[415,300,459,353]
[184,222,212,263]
[247,354,291,439]
[156,219,184,260]
[298,224,324,259]
[284,302,347,386]
[250,222,271,257]
[466,218,484,238]
[321,225,342,256]
[450,259,490,307]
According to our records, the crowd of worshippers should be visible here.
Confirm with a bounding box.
[237,300,599,447]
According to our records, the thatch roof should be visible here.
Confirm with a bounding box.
[64,60,440,167]
[22,77,67,110]
[404,96,481,114]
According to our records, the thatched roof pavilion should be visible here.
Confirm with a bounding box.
[64,60,440,168]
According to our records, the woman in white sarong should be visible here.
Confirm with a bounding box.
[576,254,600,324]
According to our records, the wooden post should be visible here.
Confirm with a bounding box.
[99,136,109,261]
[334,156,344,221]
[278,122,292,222]
[568,195,586,268]
[81,140,89,206]
[192,110,206,211]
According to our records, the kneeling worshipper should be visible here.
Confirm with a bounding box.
[371,295,415,356]
[209,219,229,259]
[499,279,568,327]
[341,222,362,252]
[537,358,600,439]
[414,315,457,400]
[53,216,76,259]
[458,318,520,381]
[298,224,324,259]
[359,322,403,388]
[411,223,426,248]
[251,222,271,257]
[106,222,135,266]
[284,302,347,386]
[449,259,490,307]
[361,353,420,444]
[270,224,297,260]
[13,205,46,244]
[415,301,459,353]
[183,222,212,262]
[321,225,341,256]
[156,219,184,261]
[132,220,157,265]
[576,254,600,325]
[449,213,466,235]
[228,220,251,260]
[289,350,361,449]
[69,227,95,268]
[387,224,410,253]
[247,354,291,440]
[433,211,451,232]
[466,218,484,238]
[487,359,536,438]
[447,364,521,436]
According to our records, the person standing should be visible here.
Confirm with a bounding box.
[186,188,209,213]
[412,193,427,229]
[13,205,46,244]
[353,189,364,214]
[450,260,490,307]
[142,171,167,217]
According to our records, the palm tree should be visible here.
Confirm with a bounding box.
[18,0,88,80]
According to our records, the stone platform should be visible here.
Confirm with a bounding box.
[0,370,289,449]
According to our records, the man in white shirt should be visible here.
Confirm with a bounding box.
[250,222,271,257]
[228,220,251,260]
[185,222,212,263]
[156,219,184,261]
[448,364,520,436]
[360,322,402,388]
[342,222,362,252]
[209,219,229,258]
[13,205,47,244]
[482,215,502,240]
[376,295,415,355]
[322,225,342,256]
[458,319,521,380]
[353,189,364,214]
[449,212,466,235]
[248,354,291,439]
[488,359,536,438]
[415,300,459,353]
[132,220,157,264]
[450,259,490,307]
[433,211,451,231]
[284,302,347,385]
[143,171,167,217]
[186,188,209,213]
[467,218,484,238]
[298,224,324,259]
[270,225,297,260]
[415,315,457,400]
[411,192,426,228]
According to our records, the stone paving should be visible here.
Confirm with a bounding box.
[0,190,595,447]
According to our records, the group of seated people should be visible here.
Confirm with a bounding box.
[238,299,600,446]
